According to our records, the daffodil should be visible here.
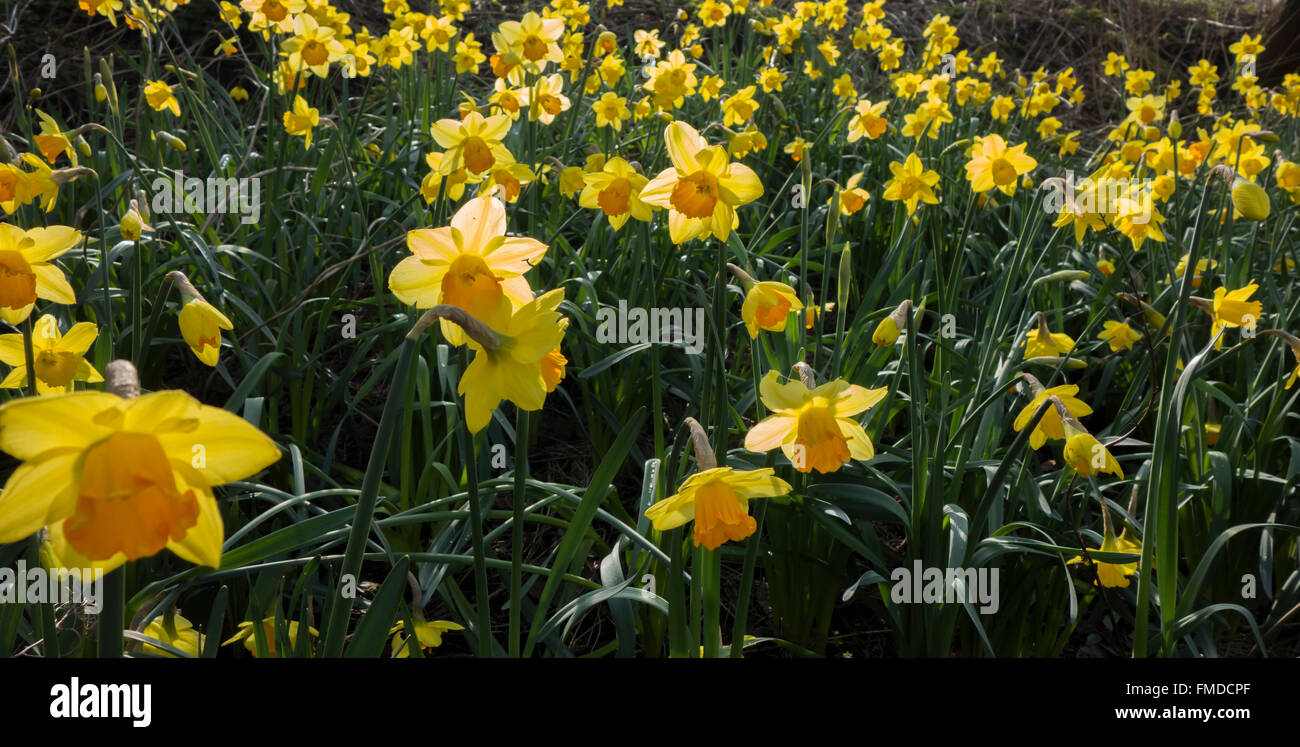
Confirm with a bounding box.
[140,613,204,657]
[223,617,318,657]
[1023,314,1076,358]
[420,152,471,203]
[645,467,791,550]
[1050,182,1107,243]
[579,157,654,230]
[473,157,537,203]
[1098,320,1141,352]
[1231,178,1270,221]
[965,134,1037,196]
[34,110,76,167]
[0,314,102,393]
[641,50,698,110]
[389,618,464,657]
[119,204,152,241]
[143,80,180,116]
[493,11,564,71]
[882,152,940,216]
[1062,423,1123,478]
[591,92,631,130]
[1111,189,1166,251]
[457,288,568,434]
[720,86,760,127]
[1068,502,1140,587]
[527,73,571,125]
[1168,253,1216,288]
[430,111,513,176]
[389,196,547,345]
[740,280,803,338]
[846,98,888,142]
[0,224,79,325]
[639,121,764,243]
[282,95,320,150]
[281,13,345,78]
[1191,281,1262,350]
[1260,330,1300,389]
[1012,375,1093,450]
[872,299,911,346]
[0,388,280,572]
[167,272,234,367]
[745,369,887,473]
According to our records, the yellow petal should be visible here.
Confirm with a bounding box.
[744,414,797,452]
[0,450,81,543]
[0,391,121,460]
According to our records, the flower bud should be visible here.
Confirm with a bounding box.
[873,299,911,346]
[156,131,187,152]
[1231,178,1270,221]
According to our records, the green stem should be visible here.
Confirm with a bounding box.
[98,569,124,658]
[21,316,36,397]
[701,547,721,658]
[320,336,416,656]
[509,408,530,658]
[457,349,494,657]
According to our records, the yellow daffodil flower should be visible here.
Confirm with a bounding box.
[1062,424,1123,478]
[1098,320,1141,352]
[282,13,346,79]
[0,314,102,394]
[1068,503,1141,587]
[1013,379,1093,450]
[223,617,318,657]
[965,134,1037,196]
[527,73,571,125]
[389,196,547,345]
[1024,314,1076,358]
[882,152,940,216]
[1231,178,1270,221]
[740,280,803,338]
[34,110,76,167]
[0,224,80,326]
[640,121,764,244]
[579,157,654,230]
[140,613,204,657]
[591,92,631,130]
[872,299,911,346]
[389,618,464,657]
[745,370,887,473]
[282,95,320,150]
[645,467,791,550]
[143,80,180,116]
[720,86,760,127]
[846,98,888,142]
[430,111,513,176]
[458,287,567,434]
[0,388,280,571]
[1197,281,1262,350]
[493,11,563,71]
